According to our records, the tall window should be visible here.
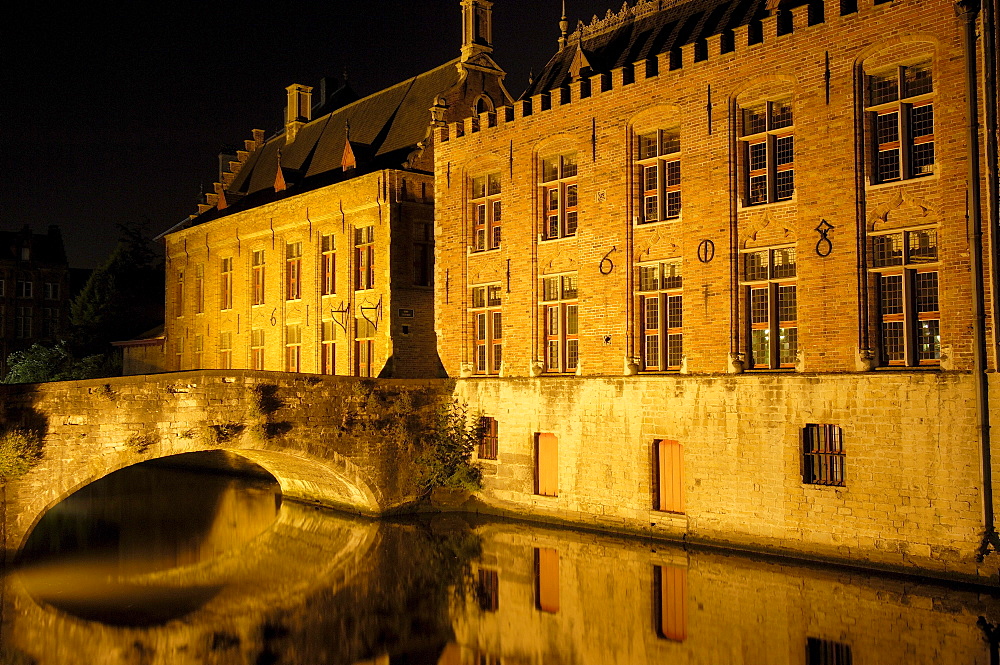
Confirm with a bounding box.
[478,416,498,460]
[285,324,301,372]
[250,329,265,370]
[740,99,794,205]
[471,284,502,375]
[869,227,939,365]
[43,282,59,300]
[320,235,336,296]
[354,227,375,290]
[541,274,578,373]
[252,250,265,306]
[193,334,204,368]
[175,335,184,370]
[16,306,31,339]
[413,222,433,286]
[42,307,59,337]
[218,331,232,369]
[16,280,32,299]
[868,62,934,183]
[637,261,683,371]
[472,172,502,251]
[285,242,302,301]
[540,153,578,240]
[802,424,845,486]
[636,129,681,222]
[742,246,797,369]
[175,270,184,317]
[195,264,205,314]
[220,257,233,310]
[355,316,375,377]
[321,320,336,375]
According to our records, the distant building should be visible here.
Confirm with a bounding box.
[434,0,1000,579]
[0,225,71,377]
[158,0,510,378]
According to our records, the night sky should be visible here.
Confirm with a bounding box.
[1,1,615,268]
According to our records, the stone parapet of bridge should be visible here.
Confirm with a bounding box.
[0,370,452,558]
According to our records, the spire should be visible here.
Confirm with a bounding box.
[558,0,569,49]
[461,0,494,61]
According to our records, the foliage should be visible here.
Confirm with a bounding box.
[3,342,118,384]
[69,221,164,356]
[415,399,483,494]
[125,432,155,454]
[0,427,43,482]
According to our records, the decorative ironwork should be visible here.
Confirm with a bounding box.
[360,296,383,331]
[329,301,350,333]
[697,239,715,263]
[815,219,834,257]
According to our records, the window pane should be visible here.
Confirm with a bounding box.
[882,321,905,362]
[745,251,769,281]
[779,327,797,366]
[777,285,797,322]
[770,100,793,129]
[662,130,681,154]
[749,142,768,171]
[663,262,682,290]
[775,136,793,166]
[472,286,486,308]
[561,153,577,178]
[665,190,681,218]
[492,311,503,339]
[912,141,935,175]
[877,149,901,181]
[750,287,769,324]
[566,339,579,369]
[644,334,660,369]
[904,63,932,97]
[566,211,578,236]
[751,329,770,367]
[645,195,660,221]
[667,334,683,368]
[638,132,658,159]
[772,247,797,278]
[910,104,933,137]
[547,306,559,335]
[639,265,659,291]
[915,271,939,313]
[566,184,578,208]
[907,230,937,263]
[561,275,578,299]
[488,172,501,195]
[872,233,904,267]
[744,106,767,135]
[918,319,940,361]
[880,274,904,315]
[644,295,660,330]
[644,165,658,191]
[542,158,559,182]
[667,295,682,329]
[870,72,899,105]
[565,304,578,335]
[665,160,680,187]
[542,278,559,301]
[749,175,768,204]
[487,285,502,307]
[876,111,899,144]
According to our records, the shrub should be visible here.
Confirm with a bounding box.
[0,428,43,482]
[416,399,483,494]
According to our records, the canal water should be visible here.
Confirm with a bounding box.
[1,451,997,664]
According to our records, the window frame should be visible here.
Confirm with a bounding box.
[540,273,579,374]
[866,62,935,184]
[194,264,205,314]
[478,416,498,460]
[251,249,266,306]
[354,227,375,291]
[285,324,302,372]
[636,129,682,224]
[802,424,845,486]
[220,257,234,310]
[540,153,578,241]
[869,226,940,366]
[285,242,302,301]
[471,172,502,252]
[739,99,795,206]
[355,316,375,377]
[250,328,265,370]
[741,245,798,369]
[218,331,232,369]
[321,320,337,375]
[471,283,503,375]
[636,261,683,371]
[320,235,336,296]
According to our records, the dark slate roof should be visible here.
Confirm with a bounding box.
[215,58,462,210]
[523,0,772,97]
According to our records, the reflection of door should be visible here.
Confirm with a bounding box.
[535,433,558,496]
[654,564,687,641]
[535,547,560,613]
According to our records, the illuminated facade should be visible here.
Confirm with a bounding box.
[435,0,1000,580]
[159,0,509,378]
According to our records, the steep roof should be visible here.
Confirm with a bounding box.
[523,0,771,97]
[220,59,462,209]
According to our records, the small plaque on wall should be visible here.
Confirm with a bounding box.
[398,308,415,318]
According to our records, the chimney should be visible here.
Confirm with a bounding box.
[285,84,313,142]
[461,0,493,61]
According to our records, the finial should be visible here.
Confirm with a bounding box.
[558,0,569,48]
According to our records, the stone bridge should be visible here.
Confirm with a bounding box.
[0,370,451,558]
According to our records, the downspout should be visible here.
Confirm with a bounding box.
[983,0,1000,368]
[956,0,1000,560]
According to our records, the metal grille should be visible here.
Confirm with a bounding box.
[478,417,498,461]
[802,424,845,486]
[807,638,852,665]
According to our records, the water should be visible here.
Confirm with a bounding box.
[2,452,997,664]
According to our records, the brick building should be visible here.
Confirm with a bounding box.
[158,0,510,378]
[0,225,71,377]
[435,0,1000,580]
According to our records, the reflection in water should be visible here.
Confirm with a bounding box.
[2,457,998,665]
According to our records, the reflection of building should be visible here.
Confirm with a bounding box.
[0,225,70,376]
[158,0,510,378]
[436,0,1000,578]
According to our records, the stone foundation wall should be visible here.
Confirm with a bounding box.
[457,371,998,583]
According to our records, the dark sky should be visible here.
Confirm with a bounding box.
[1,1,614,268]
